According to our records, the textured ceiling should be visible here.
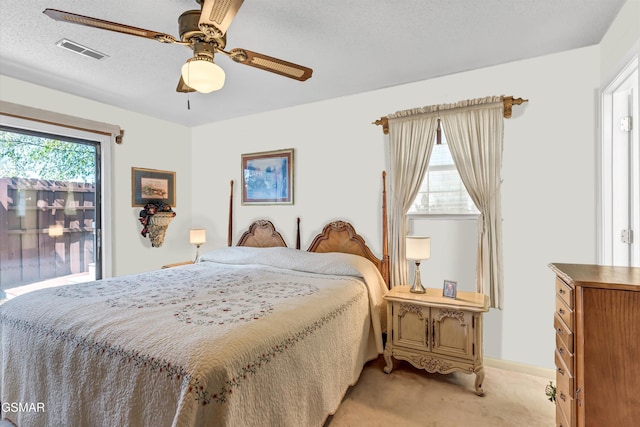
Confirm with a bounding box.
[0,0,626,127]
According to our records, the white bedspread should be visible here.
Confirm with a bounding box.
[0,247,387,427]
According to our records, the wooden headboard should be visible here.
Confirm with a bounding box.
[308,220,390,286]
[227,172,390,286]
[236,220,288,248]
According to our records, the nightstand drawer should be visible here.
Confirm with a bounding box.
[555,295,573,330]
[555,277,573,308]
[554,314,573,353]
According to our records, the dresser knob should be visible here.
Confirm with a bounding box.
[558,347,565,355]
[558,308,565,315]
[557,367,564,375]
[559,288,566,295]
[557,328,563,335]
[559,391,566,402]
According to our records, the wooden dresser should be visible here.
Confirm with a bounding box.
[549,263,640,427]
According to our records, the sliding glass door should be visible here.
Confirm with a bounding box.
[0,126,102,298]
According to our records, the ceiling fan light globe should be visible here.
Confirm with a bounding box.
[181,58,225,93]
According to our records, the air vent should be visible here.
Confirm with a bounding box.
[56,39,109,60]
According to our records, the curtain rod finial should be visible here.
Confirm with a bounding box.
[503,96,529,118]
[373,117,389,134]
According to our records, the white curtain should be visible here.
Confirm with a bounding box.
[440,96,504,309]
[384,96,505,308]
[386,110,438,287]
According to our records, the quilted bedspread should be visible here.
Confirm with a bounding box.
[0,247,387,427]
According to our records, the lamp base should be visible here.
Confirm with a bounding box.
[410,282,426,294]
[410,262,426,294]
[193,244,202,263]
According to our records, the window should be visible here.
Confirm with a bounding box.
[408,132,479,216]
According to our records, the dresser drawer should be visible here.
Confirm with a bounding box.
[555,295,574,330]
[555,334,574,375]
[555,350,574,396]
[554,314,574,353]
[555,375,575,427]
[555,277,573,308]
[556,400,573,427]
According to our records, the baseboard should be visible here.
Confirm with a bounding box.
[484,357,555,379]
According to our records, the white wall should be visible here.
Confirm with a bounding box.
[0,76,193,276]
[600,0,640,84]
[192,46,600,369]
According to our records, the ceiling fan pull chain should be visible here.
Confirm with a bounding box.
[187,66,191,110]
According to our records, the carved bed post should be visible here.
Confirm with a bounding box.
[296,217,301,250]
[382,171,390,287]
[228,180,233,247]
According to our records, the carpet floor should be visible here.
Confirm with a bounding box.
[326,355,555,427]
[0,356,554,427]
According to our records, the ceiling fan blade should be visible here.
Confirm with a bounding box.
[198,0,244,38]
[43,9,177,44]
[176,75,196,93]
[229,49,312,81]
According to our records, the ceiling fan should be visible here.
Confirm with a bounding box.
[43,0,313,93]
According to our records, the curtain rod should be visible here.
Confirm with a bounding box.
[373,96,528,135]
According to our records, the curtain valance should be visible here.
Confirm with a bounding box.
[0,100,124,143]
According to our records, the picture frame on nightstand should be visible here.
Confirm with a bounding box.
[443,280,457,298]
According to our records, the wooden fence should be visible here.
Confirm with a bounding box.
[0,177,95,291]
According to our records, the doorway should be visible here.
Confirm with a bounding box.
[600,57,639,267]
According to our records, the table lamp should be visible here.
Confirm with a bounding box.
[406,236,431,294]
[189,228,206,262]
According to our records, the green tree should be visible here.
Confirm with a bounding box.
[0,130,95,182]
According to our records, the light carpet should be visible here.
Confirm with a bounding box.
[326,355,555,427]
[0,356,554,427]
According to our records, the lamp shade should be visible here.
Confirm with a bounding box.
[406,236,431,260]
[181,57,225,93]
[189,228,206,245]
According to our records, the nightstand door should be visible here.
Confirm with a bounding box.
[431,308,474,360]
[391,302,430,352]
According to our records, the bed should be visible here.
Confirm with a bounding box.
[0,217,389,427]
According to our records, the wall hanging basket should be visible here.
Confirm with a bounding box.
[147,212,175,247]
[139,200,176,248]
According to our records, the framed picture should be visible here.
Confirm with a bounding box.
[443,280,458,299]
[241,148,294,205]
[131,167,176,207]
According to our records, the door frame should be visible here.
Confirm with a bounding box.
[598,56,639,266]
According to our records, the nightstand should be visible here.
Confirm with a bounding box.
[383,285,490,395]
[161,261,194,269]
